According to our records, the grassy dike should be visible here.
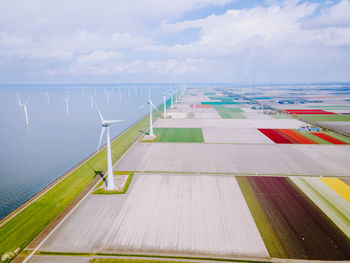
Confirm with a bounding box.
[0,106,162,262]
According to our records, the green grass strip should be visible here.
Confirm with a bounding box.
[0,106,162,262]
[290,177,350,239]
[153,128,204,142]
[236,177,286,258]
[296,114,350,122]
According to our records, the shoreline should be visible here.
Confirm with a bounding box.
[0,103,163,262]
[0,112,148,227]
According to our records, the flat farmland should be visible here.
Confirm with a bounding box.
[237,176,350,260]
[153,128,204,143]
[40,194,129,252]
[153,118,304,129]
[202,128,274,144]
[115,143,350,176]
[39,174,269,259]
[291,177,350,239]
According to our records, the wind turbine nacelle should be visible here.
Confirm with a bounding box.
[101,121,110,127]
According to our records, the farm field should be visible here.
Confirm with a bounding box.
[152,128,204,143]
[153,118,304,129]
[237,176,350,260]
[290,177,350,239]
[21,86,350,263]
[202,128,274,144]
[115,143,350,176]
[258,129,350,144]
[297,114,350,122]
[39,174,269,258]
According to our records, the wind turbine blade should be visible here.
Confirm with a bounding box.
[97,127,106,151]
[95,103,104,120]
[148,87,151,99]
[25,100,29,105]
[106,120,123,123]
[150,101,159,111]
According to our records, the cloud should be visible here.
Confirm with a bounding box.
[63,58,205,75]
[1,0,350,83]
[305,0,350,28]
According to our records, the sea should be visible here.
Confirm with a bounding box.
[0,84,171,220]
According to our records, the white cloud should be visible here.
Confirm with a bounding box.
[305,0,350,28]
[53,58,205,76]
[1,0,350,82]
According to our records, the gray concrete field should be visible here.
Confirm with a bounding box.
[153,118,304,129]
[39,174,269,258]
[115,143,350,176]
[202,128,274,144]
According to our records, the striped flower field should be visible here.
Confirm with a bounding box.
[258,128,350,144]
[236,176,350,260]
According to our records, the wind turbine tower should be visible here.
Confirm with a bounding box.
[95,104,123,190]
[45,91,50,104]
[17,95,30,126]
[65,95,70,115]
[163,95,167,118]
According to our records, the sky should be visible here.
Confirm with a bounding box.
[0,0,350,84]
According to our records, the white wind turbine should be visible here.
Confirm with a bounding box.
[118,87,122,101]
[170,90,174,109]
[64,95,70,115]
[163,94,167,118]
[45,91,50,104]
[88,94,94,108]
[140,89,159,136]
[95,103,123,190]
[17,95,30,126]
[106,92,110,104]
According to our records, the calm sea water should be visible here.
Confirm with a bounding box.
[0,84,170,219]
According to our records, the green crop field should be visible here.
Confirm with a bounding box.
[228,108,244,113]
[153,128,204,142]
[213,106,246,119]
[296,114,350,122]
[0,108,162,263]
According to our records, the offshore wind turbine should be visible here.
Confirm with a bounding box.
[45,91,50,104]
[17,95,30,126]
[106,92,110,104]
[118,87,122,101]
[95,103,123,190]
[64,95,70,115]
[88,94,94,108]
